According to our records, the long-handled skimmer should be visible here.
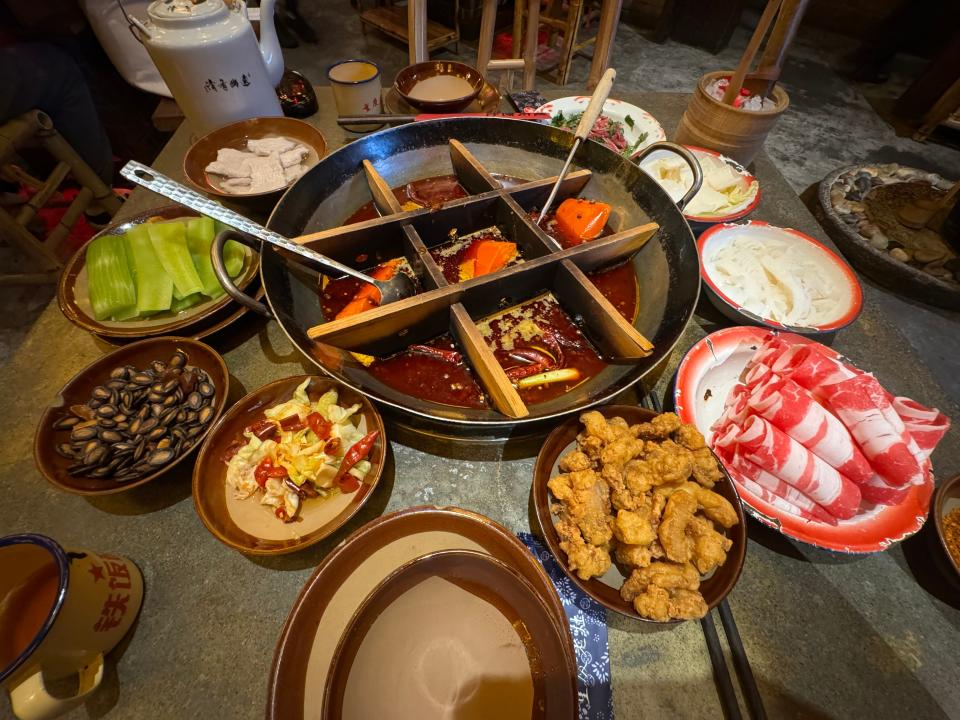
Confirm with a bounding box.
[120,160,416,305]
[536,68,617,224]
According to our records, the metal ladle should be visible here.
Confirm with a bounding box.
[119,161,416,314]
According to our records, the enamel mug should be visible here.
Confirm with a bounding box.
[0,535,144,720]
[328,60,384,132]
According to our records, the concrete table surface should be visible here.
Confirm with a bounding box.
[2,89,958,720]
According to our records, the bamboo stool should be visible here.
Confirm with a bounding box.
[511,0,622,89]
[0,110,121,286]
[476,0,541,92]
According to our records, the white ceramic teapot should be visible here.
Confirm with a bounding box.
[130,0,284,134]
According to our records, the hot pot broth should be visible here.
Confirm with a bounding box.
[324,174,639,409]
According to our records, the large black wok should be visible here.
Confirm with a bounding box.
[242,118,700,433]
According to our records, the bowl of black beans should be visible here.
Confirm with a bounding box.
[34,337,229,495]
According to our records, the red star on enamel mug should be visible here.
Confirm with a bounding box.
[0,534,143,719]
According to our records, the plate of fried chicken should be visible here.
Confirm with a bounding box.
[532,406,747,622]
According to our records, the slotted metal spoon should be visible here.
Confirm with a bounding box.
[119,160,416,306]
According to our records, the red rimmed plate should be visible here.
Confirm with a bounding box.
[697,221,863,335]
[674,326,933,554]
[266,506,576,720]
[638,144,760,223]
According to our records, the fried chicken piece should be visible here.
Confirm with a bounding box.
[658,488,697,562]
[548,470,612,546]
[555,517,611,580]
[559,449,593,473]
[621,562,707,620]
[676,423,707,450]
[621,561,700,601]
[644,440,694,485]
[602,465,643,511]
[652,480,690,501]
[631,585,672,621]
[687,516,733,574]
[615,542,653,568]
[600,437,646,471]
[613,507,656,546]
[668,588,709,620]
[577,433,605,460]
[685,483,739,529]
[623,458,656,495]
[691,447,723,488]
[608,415,633,440]
[632,412,683,441]
[580,410,618,443]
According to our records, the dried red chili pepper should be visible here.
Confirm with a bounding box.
[246,419,277,441]
[279,414,305,432]
[409,344,462,364]
[335,430,379,492]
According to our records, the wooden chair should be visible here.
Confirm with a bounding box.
[476,0,541,91]
[0,110,121,285]
[510,0,622,89]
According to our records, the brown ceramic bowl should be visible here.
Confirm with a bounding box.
[34,337,229,495]
[183,116,326,200]
[267,506,573,720]
[57,205,260,340]
[323,549,578,719]
[393,60,485,113]
[933,473,960,582]
[384,78,501,115]
[532,404,748,623]
[192,375,386,555]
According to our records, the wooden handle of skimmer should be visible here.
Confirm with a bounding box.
[574,68,616,141]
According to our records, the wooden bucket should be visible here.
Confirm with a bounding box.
[674,70,789,167]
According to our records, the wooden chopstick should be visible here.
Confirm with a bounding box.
[719,599,768,720]
[701,612,744,720]
[722,0,784,104]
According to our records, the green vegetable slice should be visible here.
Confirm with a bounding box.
[124,225,173,314]
[224,241,245,278]
[86,234,137,321]
[213,220,247,279]
[170,292,203,313]
[146,221,204,297]
[185,217,225,299]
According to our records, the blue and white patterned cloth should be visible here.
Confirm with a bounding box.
[518,532,615,720]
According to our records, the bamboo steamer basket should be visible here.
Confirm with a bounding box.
[674,70,789,167]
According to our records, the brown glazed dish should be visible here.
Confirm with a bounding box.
[183,116,326,200]
[532,404,747,622]
[34,337,229,495]
[266,506,574,720]
[95,282,267,347]
[57,205,260,340]
[192,375,386,555]
[323,550,578,719]
[933,473,960,581]
[393,60,485,113]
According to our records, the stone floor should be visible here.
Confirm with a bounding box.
[3,3,959,404]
